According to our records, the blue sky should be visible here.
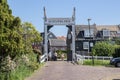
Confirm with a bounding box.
[8,0,120,36]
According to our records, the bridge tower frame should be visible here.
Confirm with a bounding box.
[43,7,76,61]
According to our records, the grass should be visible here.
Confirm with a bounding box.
[0,52,45,80]
[83,59,110,66]
[10,63,45,80]
[0,64,34,80]
[0,63,45,80]
[9,64,33,80]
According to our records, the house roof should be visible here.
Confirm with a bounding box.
[40,31,57,39]
[74,24,120,38]
[57,36,66,41]
[75,25,97,35]
[49,39,66,46]
[48,32,57,39]
[75,25,120,33]
[96,25,120,31]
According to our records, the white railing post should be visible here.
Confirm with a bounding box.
[40,54,46,63]
[75,54,84,64]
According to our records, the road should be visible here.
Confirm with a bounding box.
[25,61,120,80]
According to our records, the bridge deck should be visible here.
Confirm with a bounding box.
[25,61,120,80]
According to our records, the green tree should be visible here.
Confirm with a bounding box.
[0,0,26,79]
[0,0,24,59]
[114,38,120,45]
[0,1,42,80]
[92,41,115,56]
[22,22,42,54]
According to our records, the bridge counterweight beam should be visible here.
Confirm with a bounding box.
[44,25,48,61]
[72,24,76,61]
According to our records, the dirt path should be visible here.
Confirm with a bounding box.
[25,61,120,80]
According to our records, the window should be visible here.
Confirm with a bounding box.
[68,34,71,39]
[90,42,93,47]
[84,29,94,37]
[117,31,120,37]
[49,34,53,37]
[84,30,89,37]
[103,30,110,37]
[83,42,89,49]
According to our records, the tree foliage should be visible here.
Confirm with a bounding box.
[114,38,120,45]
[0,0,24,59]
[92,41,115,56]
[112,45,120,58]
[0,0,42,59]
[0,1,42,79]
[21,22,42,54]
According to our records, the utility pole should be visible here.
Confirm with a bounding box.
[88,18,94,65]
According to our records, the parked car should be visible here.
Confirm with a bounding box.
[110,57,120,67]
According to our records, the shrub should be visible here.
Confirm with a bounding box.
[0,52,41,80]
[56,50,67,59]
[112,46,120,58]
[92,41,115,56]
[28,62,39,71]
[0,55,16,72]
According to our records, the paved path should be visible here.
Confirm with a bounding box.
[25,61,120,80]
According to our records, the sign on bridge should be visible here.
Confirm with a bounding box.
[45,18,74,25]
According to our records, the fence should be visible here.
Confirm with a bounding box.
[83,56,113,60]
[76,54,113,64]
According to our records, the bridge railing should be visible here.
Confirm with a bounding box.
[40,54,46,63]
[75,54,84,64]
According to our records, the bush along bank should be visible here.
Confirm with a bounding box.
[0,53,41,80]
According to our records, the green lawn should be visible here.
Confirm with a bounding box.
[83,59,110,66]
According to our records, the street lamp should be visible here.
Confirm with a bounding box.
[88,19,91,55]
[88,19,91,38]
[87,18,94,65]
